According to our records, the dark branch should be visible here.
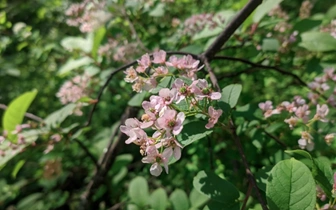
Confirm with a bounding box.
[229,118,269,210]
[213,56,308,86]
[203,0,263,60]
[73,138,100,170]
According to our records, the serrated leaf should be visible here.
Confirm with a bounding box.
[220,84,242,108]
[58,57,93,76]
[299,32,336,52]
[128,176,149,207]
[44,104,77,128]
[313,157,333,198]
[177,121,213,147]
[169,189,189,210]
[150,188,168,210]
[193,171,239,206]
[128,92,147,107]
[266,158,316,210]
[3,90,38,142]
[253,0,283,23]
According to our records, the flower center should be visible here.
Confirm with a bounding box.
[168,120,176,128]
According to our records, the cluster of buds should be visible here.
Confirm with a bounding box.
[182,13,225,36]
[308,67,336,106]
[0,124,31,157]
[56,74,91,116]
[268,5,292,33]
[121,50,223,176]
[299,0,313,19]
[124,50,202,92]
[98,39,140,63]
[65,0,111,33]
[259,97,329,150]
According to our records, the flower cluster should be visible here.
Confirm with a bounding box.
[65,0,111,33]
[98,39,140,63]
[268,5,292,33]
[299,0,313,19]
[56,74,91,116]
[124,50,202,92]
[121,50,223,176]
[0,124,31,157]
[182,13,225,36]
[259,67,336,151]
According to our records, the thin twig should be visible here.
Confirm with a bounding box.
[213,56,307,86]
[263,130,287,148]
[241,181,253,210]
[203,0,263,60]
[0,103,44,122]
[229,118,268,210]
[81,106,139,210]
[73,138,100,170]
[203,58,220,91]
[120,7,149,52]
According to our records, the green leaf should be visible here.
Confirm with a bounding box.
[12,160,25,178]
[193,171,240,206]
[2,90,38,142]
[149,3,165,17]
[177,121,213,147]
[44,103,77,128]
[128,176,149,207]
[60,36,92,53]
[262,38,280,51]
[293,19,322,33]
[253,0,283,23]
[220,84,242,108]
[169,189,190,210]
[58,57,93,76]
[189,188,210,208]
[92,27,106,59]
[203,200,239,210]
[266,158,316,210]
[149,188,168,210]
[299,32,336,52]
[151,76,173,94]
[128,92,147,107]
[313,157,333,198]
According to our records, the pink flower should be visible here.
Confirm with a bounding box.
[172,79,190,103]
[166,56,181,68]
[284,116,298,129]
[137,53,151,72]
[124,66,138,83]
[159,88,177,105]
[152,66,169,77]
[205,106,223,129]
[157,137,183,161]
[314,104,329,122]
[156,109,185,136]
[120,118,145,144]
[325,133,335,145]
[190,79,221,100]
[298,131,314,151]
[152,50,166,64]
[295,104,310,123]
[142,146,171,176]
[259,101,273,112]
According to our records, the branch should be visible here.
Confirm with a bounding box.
[80,106,139,210]
[213,56,308,86]
[73,138,100,170]
[0,104,44,123]
[229,118,269,210]
[202,0,263,60]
